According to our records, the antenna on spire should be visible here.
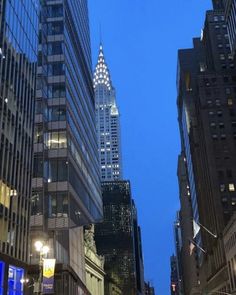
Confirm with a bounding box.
[99,22,103,46]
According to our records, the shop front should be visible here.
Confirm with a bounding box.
[0,260,25,295]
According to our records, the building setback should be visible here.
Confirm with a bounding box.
[177,2,236,293]
[94,45,122,181]
[95,181,140,295]
[29,0,102,294]
[0,0,39,293]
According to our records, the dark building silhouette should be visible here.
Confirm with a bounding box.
[95,181,141,295]
[173,213,183,295]
[145,281,155,295]
[133,201,145,295]
[29,0,102,294]
[177,2,236,292]
[170,255,178,295]
[0,0,39,293]
[177,154,200,295]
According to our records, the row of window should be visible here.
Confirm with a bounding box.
[220,183,235,192]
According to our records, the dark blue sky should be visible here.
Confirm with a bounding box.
[89,1,212,294]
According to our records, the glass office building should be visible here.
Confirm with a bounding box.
[0,0,39,294]
[30,0,102,294]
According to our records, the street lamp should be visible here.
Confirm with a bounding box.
[34,240,50,295]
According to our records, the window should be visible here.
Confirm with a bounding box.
[49,192,68,218]
[31,192,43,215]
[48,63,65,76]
[48,84,65,98]
[8,265,24,295]
[220,184,226,192]
[48,159,68,182]
[46,131,67,149]
[48,42,63,55]
[228,98,233,105]
[34,126,43,143]
[48,106,66,121]
[229,184,235,192]
[48,5,63,17]
[47,21,63,35]
[215,99,221,106]
[218,122,224,129]
[33,157,43,178]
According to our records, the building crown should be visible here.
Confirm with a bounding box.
[93,44,112,90]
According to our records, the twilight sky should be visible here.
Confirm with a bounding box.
[89,1,212,294]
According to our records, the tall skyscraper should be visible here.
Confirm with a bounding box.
[95,181,139,295]
[0,0,39,293]
[177,2,236,292]
[94,45,122,181]
[30,0,102,293]
[224,0,236,53]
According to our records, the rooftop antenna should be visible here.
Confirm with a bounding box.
[99,22,103,47]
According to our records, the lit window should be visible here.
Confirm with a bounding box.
[228,98,233,106]
[229,184,235,192]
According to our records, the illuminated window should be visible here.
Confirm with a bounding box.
[228,98,233,106]
[46,131,67,149]
[229,184,235,192]
[0,181,11,208]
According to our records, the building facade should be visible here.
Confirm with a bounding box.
[84,225,105,295]
[224,0,236,54]
[170,255,179,295]
[95,181,138,295]
[29,0,102,294]
[173,212,183,295]
[223,212,236,295]
[177,154,200,295]
[94,45,122,181]
[177,3,236,293]
[0,0,39,294]
[145,282,155,295]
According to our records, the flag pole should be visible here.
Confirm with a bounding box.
[189,239,206,254]
[198,221,217,238]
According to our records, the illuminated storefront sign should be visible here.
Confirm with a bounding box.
[0,261,5,295]
[8,265,24,295]
[43,259,56,294]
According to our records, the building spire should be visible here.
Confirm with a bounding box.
[93,44,112,90]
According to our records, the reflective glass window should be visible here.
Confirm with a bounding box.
[48,160,68,182]
[48,106,66,121]
[49,192,68,217]
[46,131,67,149]
[48,5,63,17]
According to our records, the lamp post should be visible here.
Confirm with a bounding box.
[34,241,50,295]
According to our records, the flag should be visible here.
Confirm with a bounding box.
[43,259,56,294]
[189,241,195,256]
[193,220,200,239]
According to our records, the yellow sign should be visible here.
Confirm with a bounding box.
[43,259,56,279]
